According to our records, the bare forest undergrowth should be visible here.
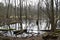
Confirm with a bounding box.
[0,34,60,40]
[0,35,43,40]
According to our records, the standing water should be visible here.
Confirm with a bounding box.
[0,20,51,37]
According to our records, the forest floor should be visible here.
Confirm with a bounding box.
[0,34,60,40]
[0,35,43,40]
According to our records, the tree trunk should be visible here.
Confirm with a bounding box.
[51,0,56,32]
[20,0,22,30]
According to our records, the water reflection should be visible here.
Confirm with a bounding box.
[0,20,60,37]
[0,20,48,37]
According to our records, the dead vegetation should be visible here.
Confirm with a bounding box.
[0,35,43,40]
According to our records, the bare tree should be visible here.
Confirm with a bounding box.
[19,0,23,30]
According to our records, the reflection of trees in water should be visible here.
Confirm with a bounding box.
[0,19,49,37]
[57,20,60,29]
[1,19,60,37]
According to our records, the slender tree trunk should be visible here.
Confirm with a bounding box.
[20,0,22,30]
[51,0,56,32]
[37,0,40,35]
[25,0,27,29]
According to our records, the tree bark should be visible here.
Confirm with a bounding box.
[51,0,56,32]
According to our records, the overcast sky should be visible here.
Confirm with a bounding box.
[0,0,59,8]
[0,0,42,6]
[0,0,2,2]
